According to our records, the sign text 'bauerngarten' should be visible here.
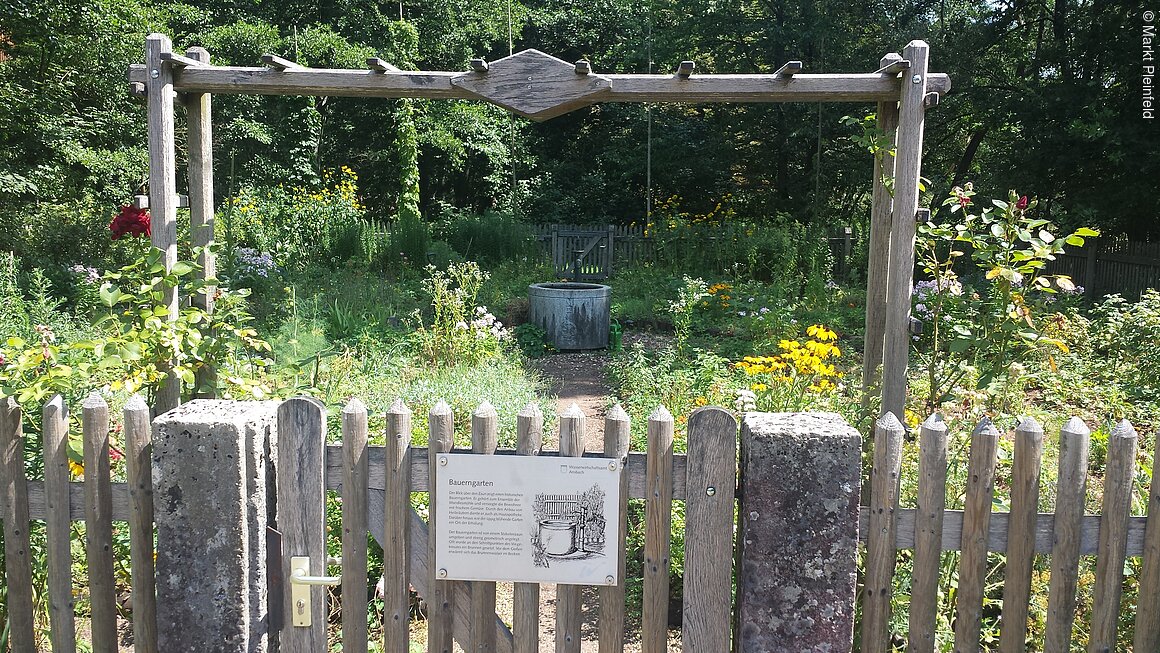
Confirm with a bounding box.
[434,453,622,585]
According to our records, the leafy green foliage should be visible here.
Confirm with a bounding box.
[913,186,1097,407]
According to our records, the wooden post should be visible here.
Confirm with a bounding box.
[342,399,370,653]
[83,393,118,653]
[1,397,35,653]
[146,33,181,414]
[427,400,456,653]
[642,406,674,653]
[907,414,948,653]
[682,407,737,652]
[556,404,586,653]
[953,417,999,653]
[514,402,544,653]
[276,397,329,650]
[598,404,630,653]
[384,399,413,652]
[1044,417,1091,653]
[42,395,76,653]
[861,412,906,653]
[185,46,217,398]
[471,401,499,653]
[124,395,158,653]
[861,53,901,408]
[1089,420,1138,653]
[998,417,1044,653]
[1136,421,1160,652]
[879,40,929,419]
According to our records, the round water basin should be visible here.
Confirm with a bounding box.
[527,282,611,350]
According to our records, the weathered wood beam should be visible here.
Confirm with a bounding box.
[261,53,301,70]
[366,57,400,72]
[24,478,1158,557]
[676,60,695,77]
[774,60,803,77]
[924,92,941,108]
[470,57,489,73]
[128,63,950,104]
[574,59,591,75]
[159,51,205,68]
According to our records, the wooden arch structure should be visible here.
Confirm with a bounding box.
[129,33,949,418]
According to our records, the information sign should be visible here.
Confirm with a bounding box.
[434,453,622,585]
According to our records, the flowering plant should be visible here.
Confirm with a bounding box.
[913,186,1099,407]
[109,205,151,240]
[733,324,843,412]
[415,262,508,366]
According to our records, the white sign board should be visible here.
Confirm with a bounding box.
[434,453,622,586]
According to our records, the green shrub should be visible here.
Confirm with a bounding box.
[435,206,537,264]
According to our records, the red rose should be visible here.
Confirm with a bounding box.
[1016,195,1029,210]
[110,205,151,240]
[958,195,971,208]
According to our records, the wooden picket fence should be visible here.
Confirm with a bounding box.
[278,397,739,652]
[529,223,855,278]
[6,393,1160,651]
[0,394,156,653]
[1045,235,1160,301]
[860,412,1160,653]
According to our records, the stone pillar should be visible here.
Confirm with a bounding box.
[735,412,862,653]
[153,400,279,653]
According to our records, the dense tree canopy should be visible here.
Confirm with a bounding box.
[1,0,1156,273]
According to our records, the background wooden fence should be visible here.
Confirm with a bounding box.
[5,394,1160,651]
[529,223,854,279]
[1044,235,1160,300]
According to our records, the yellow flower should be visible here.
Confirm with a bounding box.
[68,460,84,478]
[751,383,768,392]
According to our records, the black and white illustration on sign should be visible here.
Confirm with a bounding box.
[434,453,622,585]
[530,484,607,568]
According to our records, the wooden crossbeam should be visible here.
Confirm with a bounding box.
[160,52,205,68]
[366,57,400,72]
[574,60,591,75]
[924,91,941,108]
[261,53,301,70]
[127,63,951,104]
[676,60,695,77]
[774,60,803,77]
[470,58,489,73]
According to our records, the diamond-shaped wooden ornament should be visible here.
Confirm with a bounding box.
[451,49,611,121]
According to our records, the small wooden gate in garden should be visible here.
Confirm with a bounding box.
[550,226,615,281]
[274,397,739,652]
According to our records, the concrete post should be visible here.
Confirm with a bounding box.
[735,412,862,653]
[153,400,279,653]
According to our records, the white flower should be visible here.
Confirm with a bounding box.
[455,321,468,330]
[738,311,747,317]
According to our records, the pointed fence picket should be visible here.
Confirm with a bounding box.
[861,411,1160,653]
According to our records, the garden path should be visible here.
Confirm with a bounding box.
[523,344,682,652]
[534,350,612,452]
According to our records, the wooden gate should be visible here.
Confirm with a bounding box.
[273,397,738,652]
[551,227,615,281]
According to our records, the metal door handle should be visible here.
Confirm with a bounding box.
[288,556,340,626]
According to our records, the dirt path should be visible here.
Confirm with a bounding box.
[533,351,613,453]
[522,349,682,652]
